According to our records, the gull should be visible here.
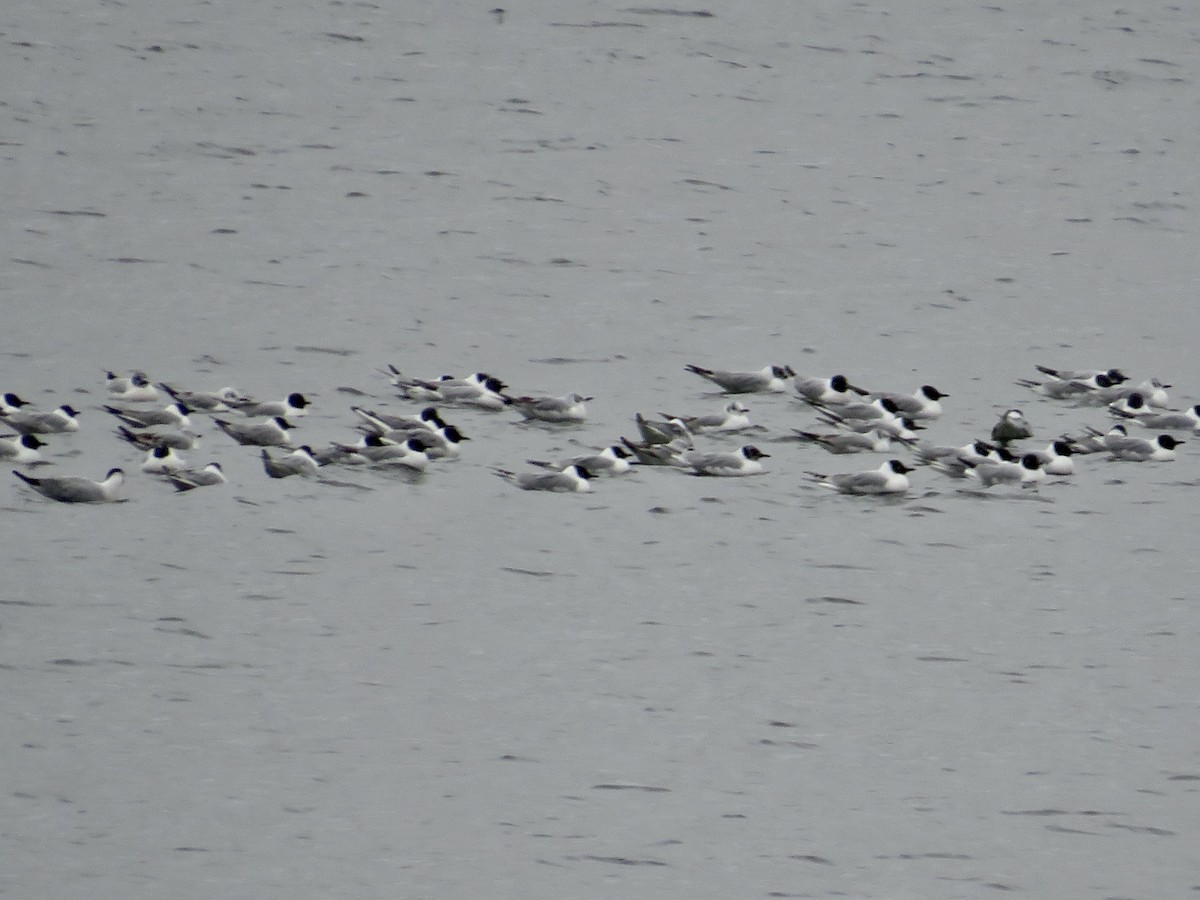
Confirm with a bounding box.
[105,402,192,429]
[115,424,201,451]
[0,404,81,435]
[1034,364,1127,386]
[214,416,295,447]
[13,467,126,503]
[1029,440,1079,476]
[105,371,160,403]
[527,445,633,476]
[230,392,311,418]
[791,427,894,454]
[813,401,923,442]
[166,462,227,492]
[684,363,794,394]
[140,445,188,474]
[493,463,593,492]
[990,409,1033,445]
[1117,378,1171,409]
[1106,433,1183,462]
[860,384,948,420]
[807,395,904,422]
[1072,423,1133,454]
[158,383,250,413]
[1106,392,1156,419]
[807,459,913,495]
[926,444,1014,479]
[261,445,321,479]
[1,392,31,414]
[658,401,753,433]
[913,438,1001,467]
[1016,374,1115,401]
[1108,391,1186,421]
[1112,403,1200,432]
[385,366,507,394]
[619,434,693,467]
[337,435,430,470]
[676,444,770,476]
[634,413,693,446]
[393,371,509,410]
[0,433,46,464]
[966,453,1045,487]
[402,424,469,459]
[351,405,445,435]
[507,392,591,423]
[793,373,866,405]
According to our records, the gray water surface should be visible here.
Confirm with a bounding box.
[2,2,1198,898]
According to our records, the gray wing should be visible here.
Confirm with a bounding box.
[831,472,887,493]
[684,452,742,473]
[27,475,105,502]
[708,371,766,392]
[516,471,573,491]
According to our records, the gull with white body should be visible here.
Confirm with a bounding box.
[494,463,593,492]
[807,459,913,495]
[13,467,126,503]
[675,445,769,476]
[685,363,794,394]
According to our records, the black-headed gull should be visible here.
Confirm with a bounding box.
[214,416,295,447]
[493,463,593,492]
[807,459,913,495]
[676,445,769,476]
[685,363,794,394]
[13,467,126,503]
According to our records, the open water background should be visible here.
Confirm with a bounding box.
[2,2,1198,897]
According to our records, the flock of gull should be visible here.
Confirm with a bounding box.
[3,358,1192,504]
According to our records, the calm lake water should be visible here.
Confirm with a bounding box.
[3,2,1198,897]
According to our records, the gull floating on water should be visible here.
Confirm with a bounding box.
[261,445,321,478]
[659,401,753,433]
[990,409,1033,445]
[0,433,46,464]
[1105,432,1183,462]
[493,463,593,492]
[1028,440,1079,476]
[506,392,591,423]
[1,392,31,415]
[527,444,633,476]
[158,383,250,413]
[337,434,430,470]
[392,371,509,410]
[791,427,895,454]
[105,402,192,429]
[1035,364,1127,386]
[676,444,770,476]
[230,392,312,418]
[105,371,160,403]
[965,453,1045,487]
[685,363,794,394]
[403,424,469,459]
[807,459,913,495]
[1111,402,1200,432]
[13,467,126,503]
[859,384,948,420]
[352,405,445,435]
[166,462,227,492]
[116,423,202,451]
[215,416,295,447]
[141,445,188,474]
[0,404,80,435]
[793,373,866,405]
[620,433,693,466]
[634,413,692,446]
